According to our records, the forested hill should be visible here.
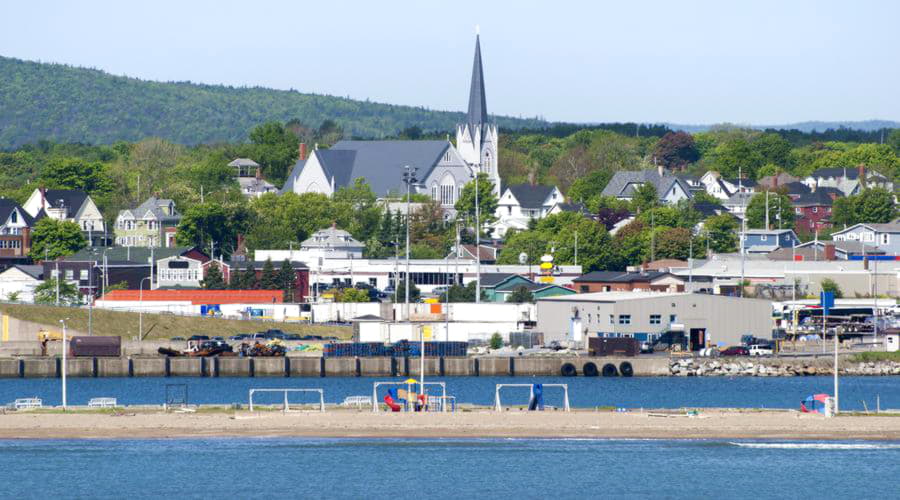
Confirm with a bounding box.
[0,56,546,148]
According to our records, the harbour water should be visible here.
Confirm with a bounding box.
[1,375,898,410]
[0,437,897,499]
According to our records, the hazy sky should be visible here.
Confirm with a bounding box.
[3,0,898,124]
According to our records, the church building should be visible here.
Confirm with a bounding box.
[281,35,501,209]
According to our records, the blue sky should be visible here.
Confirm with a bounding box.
[3,0,898,124]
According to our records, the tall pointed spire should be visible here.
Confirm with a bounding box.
[467,34,488,128]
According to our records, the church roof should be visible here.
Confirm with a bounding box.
[466,35,488,129]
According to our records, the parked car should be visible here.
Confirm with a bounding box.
[283,334,302,341]
[187,335,209,341]
[211,336,224,341]
[749,344,774,356]
[228,334,247,341]
[720,346,749,356]
[171,336,185,341]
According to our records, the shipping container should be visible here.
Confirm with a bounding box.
[588,337,639,357]
[69,336,122,357]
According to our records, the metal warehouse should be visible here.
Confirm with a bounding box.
[536,292,773,348]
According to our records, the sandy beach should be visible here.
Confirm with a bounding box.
[1,409,898,440]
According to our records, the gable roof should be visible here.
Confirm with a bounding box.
[833,222,900,235]
[573,270,672,283]
[553,202,590,215]
[228,158,259,168]
[286,141,452,197]
[41,189,89,216]
[8,264,43,280]
[449,244,497,262]
[65,246,204,264]
[478,273,519,288]
[810,167,860,179]
[783,181,811,196]
[120,197,180,222]
[692,201,729,218]
[0,199,34,227]
[794,240,883,255]
[793,187,841,207]
[301,226,364,249]
[506,184,555,209]
[601,170,692,200]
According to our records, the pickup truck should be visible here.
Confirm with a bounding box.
[748,344,774,356]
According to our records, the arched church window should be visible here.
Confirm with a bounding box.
[440,174,456,206]
[431,183,438,200]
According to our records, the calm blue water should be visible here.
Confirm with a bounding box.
[0,438,897,499]
[1,376,898,410]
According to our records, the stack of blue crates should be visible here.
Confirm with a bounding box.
[323,341,468,358]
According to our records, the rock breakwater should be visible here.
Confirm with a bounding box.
[669,358,900,376]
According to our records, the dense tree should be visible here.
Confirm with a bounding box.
[278,259,297,302]
[395,281,421,303]
[176,202,251,257]
[201,262,226,289]
[653,131,699,170]
[831,187,896,227]
[745,191,795,230]
[439,281,486,303]
[259,258,278,290]
[244,192,339,252]
[703,214,739,253]
[653,227,692,260]
[248,122,299,185]
[506,286,535,304]
[567,169,614,204]
[631,183,660,213]
[29,219,87,261]
[34,278,80,305]
[231,266,258,290]
[40,157,114,196]
[335,288,370,303]
[455,173,498,233]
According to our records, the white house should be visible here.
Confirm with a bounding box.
[601,166,692,204]
[490,184,563,238]
[280,34,501,209]
[0,265,43,302]
[22,188,105,245]
[802,166,892,196]
[832,222,900,255]
[156,255,204,288]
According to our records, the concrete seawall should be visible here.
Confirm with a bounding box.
[0,356,672,378]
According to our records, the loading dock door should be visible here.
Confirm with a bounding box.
[689,328,706,351]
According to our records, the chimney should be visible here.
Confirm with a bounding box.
[773,174,778,189]
[858,163,866,189]
[299,143,307,161]
[657,162,664,177]
[824,243,836,261]
[22,226,30,256]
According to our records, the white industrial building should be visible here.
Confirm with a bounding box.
[255,249,582,295]
[536,291,773,348]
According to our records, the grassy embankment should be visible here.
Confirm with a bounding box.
[850,351,900,363]
[0,304,351,341]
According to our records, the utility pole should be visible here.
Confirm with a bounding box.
[688,236,693,293]
[55,260,60,306]
[739,166,745,298]
[402,166,418,321]
[650,211,655,262]
[574,231,578,267]
[475,170,481,304]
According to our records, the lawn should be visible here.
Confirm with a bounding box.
[0,303,351,340]
[850,351,900,363]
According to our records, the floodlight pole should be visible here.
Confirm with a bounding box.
[59,319,68,410]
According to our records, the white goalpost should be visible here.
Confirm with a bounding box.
[494,383,570,412]
[248,388,325,413]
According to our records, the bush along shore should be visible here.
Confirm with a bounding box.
[669,358,900,377]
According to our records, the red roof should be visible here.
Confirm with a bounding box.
[99,289,283,304]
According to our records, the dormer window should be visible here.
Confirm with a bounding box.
[10,211,16,224]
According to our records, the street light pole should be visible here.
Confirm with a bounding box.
[139,276,151,341]
[402,166,418,322]
[59,319,68,410]
[475,171,481,304]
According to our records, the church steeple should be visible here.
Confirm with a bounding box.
[467,34,488,128]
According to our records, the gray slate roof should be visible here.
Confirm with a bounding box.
[283,141,452,197]
[228,158,260,168]
[12,264,43,280]
[301,226,364,249]
[65,246,201,264]
[507,184,554,209]
[601,170,692,200]
[119,197,180,223]
[793,187,841,207]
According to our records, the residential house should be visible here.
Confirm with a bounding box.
[114,197,181,248]
[698,172,733,200]
[741,229,801,254]
[53,246,209,294]
[792,188,841,233]
[601,166,693,204]
[571,270,686,293]
[229,158,278,198]
[0,264,43,302]
[281,35,500,207]
[300,225,365,260]
[447,243,498,264]
[22,188,106,246]
[156,255,205,288]
[719,177,757,195]
[547,201,591,217]
[0,199,35,269]
[491,184,563,238]
[758,172,800,190]
[677,174,707,197]
[723,192,755,217]
[803,166,892,196]
[832,223,900,255]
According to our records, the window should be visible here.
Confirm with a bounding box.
[65,270,74,280]
[10,211,16,224]
[580,285,588,293]
[649,314,661,325]
[812,207,818,213]
[760,235,767,241]
[880,233,889,245]
[369,278,377,287]
[670,314,677,323]
[618,314,631,325]
[80,270,89,280]
[587,313,592,324]
[609,315,614,324]
[795,207,802,214]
